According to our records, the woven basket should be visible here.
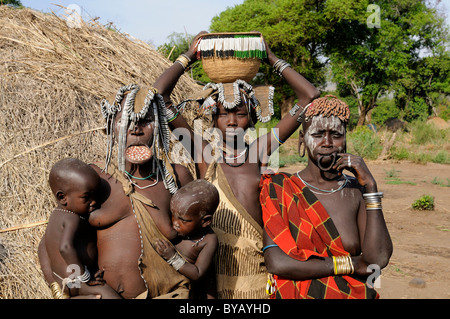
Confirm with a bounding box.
[199,32,264,83]
[202,57,261,83]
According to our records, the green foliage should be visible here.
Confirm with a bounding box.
[384,167,399,179]
[347,126,382,159]
[157,32,191,61]
[432,150,449,164]
[439,105,450,121]
[157,0,449,126]
[324,0,449,125]
[403,97,429,122]
[390,146,410,161]
[411,194,435,211]
[431,177,450,187]
[410,152,433,164]
[157,32,210,84]
[394,49,450,123]
[383,168,416,185]
[410,121,446,145]
[371,97,401,125]
[0,0,22,7]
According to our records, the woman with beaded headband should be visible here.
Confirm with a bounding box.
[260,95,393,299]
[38,85,195,299]
[153,31,320,299]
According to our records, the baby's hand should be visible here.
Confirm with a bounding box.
[154,239,176,260]
[87,269,106,286]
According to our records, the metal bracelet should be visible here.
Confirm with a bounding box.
[167,252,186,271]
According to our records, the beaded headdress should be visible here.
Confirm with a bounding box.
[178,79,274,125]
[100,84,177,194]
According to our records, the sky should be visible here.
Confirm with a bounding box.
[20,0,450,48]
[20,0,245,47]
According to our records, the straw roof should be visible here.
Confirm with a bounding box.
[0,6,200,298]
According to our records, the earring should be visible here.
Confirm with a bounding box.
[298,141,306,157]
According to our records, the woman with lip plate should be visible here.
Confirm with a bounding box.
[89,86,196,299]
[260,95,393,299]
[38,86,195,299]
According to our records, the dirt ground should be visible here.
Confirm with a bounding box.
[282,159,450,299]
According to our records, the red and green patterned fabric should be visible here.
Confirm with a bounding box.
[260,172,378,299]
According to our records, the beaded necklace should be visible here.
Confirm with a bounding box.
[223,147,247,160]
[124,170,155,180]
[126,171,159,189]
[296,172,349,195]
[223,144,249,167]
[189,235,206,247]
[54,208,86,220]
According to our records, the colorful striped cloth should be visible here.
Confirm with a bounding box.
[260,172,378,299]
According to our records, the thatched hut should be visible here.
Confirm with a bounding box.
[0,6,200,298]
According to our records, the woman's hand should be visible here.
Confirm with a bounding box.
[186,31,208,62]
[351,255,375,278]
[334,153,377,192]
[256,31,277,65]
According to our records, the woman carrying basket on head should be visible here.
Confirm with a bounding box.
[153,31,319,299]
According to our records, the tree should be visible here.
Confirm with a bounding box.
[157,32,210,84]
[209,0,449,125]
[0,0,22,7]
[325,0,449,125]
[158,32,192,61]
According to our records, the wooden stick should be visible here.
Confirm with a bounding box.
[167,45,176,60]
[0,221,48,233]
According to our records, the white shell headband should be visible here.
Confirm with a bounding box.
[201,79,274,123]
[100,84,177,194]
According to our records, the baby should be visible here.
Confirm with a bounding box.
[154,179,219,296]
[41,157,119,299]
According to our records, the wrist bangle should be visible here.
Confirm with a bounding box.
[271,128,284,145]
[167,251,186,271]
[333,255,354,275]
[174,57,188,70]
[272,58,291,76]
[167,111,179,123]
[289,102,311,122]
[363,192,383,211]
[180,53,192,63]
[50,282,70,299]
[363,192,384,198]
[174,54,191,70]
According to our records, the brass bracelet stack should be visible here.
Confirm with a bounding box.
[363,192,383,211]
[332,255,354,275]
[50,282,70,299]
[174,53,191,70]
